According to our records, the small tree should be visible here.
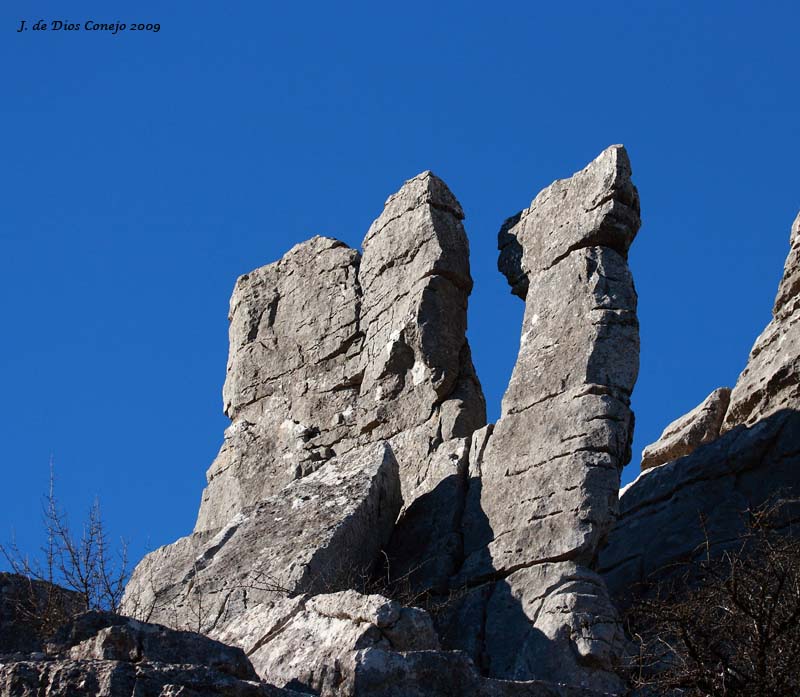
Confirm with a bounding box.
[621,499,800,696]
[1,463,129,639]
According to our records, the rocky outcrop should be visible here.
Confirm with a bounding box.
[640,387,731,471]
[195,237,364,532]
[722,212,800,431]
[122,172,488,690]
[600,209,800,600]
[123,443,401,638]
[0,573,86,654]
[0,611,298,696]
[449,146,641,691]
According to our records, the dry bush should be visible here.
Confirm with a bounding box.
[620,499,800,696]
[1,466,129,641]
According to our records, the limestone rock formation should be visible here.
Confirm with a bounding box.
[123,443,401,638]
[196,237,363,532]
[0,610,298,696]
[122,171,489,692]
[600,209,800,600]
[640,387,731,471]
[451,145,641,691]
[0,573,86,654]
[723,212,800,431]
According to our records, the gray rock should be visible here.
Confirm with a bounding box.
[214,590,440,694]
[339,648,616,697]
[0,610,298,697]
[640,387,731,471]
[0,660,297,697]
[601,209,800,600]
[453,146,641,690]
[123,171,487,691]
[195,236,364,533]
[0,573,86,654]
[600,409,800,600]
[723,212,800,431]
[122,443,401,636]
[50,611,256,680]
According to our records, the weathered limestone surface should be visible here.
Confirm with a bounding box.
[600,210,800,601]
[340,649,614,697]
[600,409,800,599]
[123,444,401,631]
[122,172,487,690]
[452,146,641,691]
[723,212,800,431]
[0,610,298,696]
[195,236,364,533]
[214,590,440,694]
[640,387,731,471]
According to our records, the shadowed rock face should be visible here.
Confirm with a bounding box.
[0,610,299,697]
[452,146,641,691]
[600,209,800,602]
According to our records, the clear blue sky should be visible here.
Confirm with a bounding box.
[2,1,798,572]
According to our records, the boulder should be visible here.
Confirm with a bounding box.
[0,610,298,697]
[640,387,731,471]
[122,443,401,634]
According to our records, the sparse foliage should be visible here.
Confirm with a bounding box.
[620,499,800,696]
[1,463,130,639]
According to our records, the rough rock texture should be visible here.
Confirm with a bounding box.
[600,409,800,599]
[0,611,297,696]
[0,573,86,654]
[214,590,440,694]
[122,172,487,690]
[339,649,614,697]
[196,237,364,532]
[640,387,731,471]
[600,210,800,601]
[123,443,401,632]
[723,212,800,431]
[450,146,641,691]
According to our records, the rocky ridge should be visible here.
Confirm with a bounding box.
[6,147,794,696]
[599,209,800,600]
[118,151,641,694]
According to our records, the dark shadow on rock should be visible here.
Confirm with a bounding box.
[384,474,467,597]
[599,408,800,609]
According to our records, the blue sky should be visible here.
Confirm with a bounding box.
[2,1,798,571]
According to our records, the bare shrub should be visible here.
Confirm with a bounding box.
[1,464,129,640]
[620,499,800,696]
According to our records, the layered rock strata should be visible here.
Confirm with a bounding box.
[123,172,487,690]
[600,209,800,600]
[451,146,641,691]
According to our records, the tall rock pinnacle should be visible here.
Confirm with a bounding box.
[451,146,641,690]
